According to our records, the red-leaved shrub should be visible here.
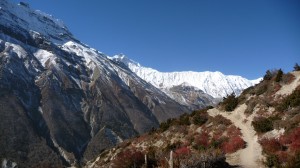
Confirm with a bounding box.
[112,149,144,168]
[174,146,191,158]
[222,136,245,153]
[227,125,241,137]
[260,138,282,154]
[194,131,209,148]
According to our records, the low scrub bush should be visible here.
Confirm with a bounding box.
[222,93,238,111]
[159,118,173,132]
[252,117,273,133]
[245,98,257,114]
[221,136,245,153]
[276,86,300,112]
[194,131,209,150]
[112,149,144,168]
[255,82,268,95]
[259,138,282,154]
[282,73,295,84]
[178,114,191,125]
[213,115,232,126]
[192,112,208,125]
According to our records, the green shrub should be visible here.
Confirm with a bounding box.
[245,98,257,114]
[241,86,255,95]
[265,154,280,168]
[159,118,173,132]
[252,117,273,133]
[222,93,238,111]
[287,152,300,168]
[192,113,208,126]
[213,115,232,126]
[178,114,191,125]
[255,82,268,95]
[276,86,300,112]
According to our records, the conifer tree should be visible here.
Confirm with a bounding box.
[275,69,283,82]
[264,70,273,80]
[294,63,300,71]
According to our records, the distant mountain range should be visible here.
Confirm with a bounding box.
[110,55,261,109]
[110,55,261,98]
[0,0,261,167]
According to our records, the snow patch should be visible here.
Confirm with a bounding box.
[33,49,56,67]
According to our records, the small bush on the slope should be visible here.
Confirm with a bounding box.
[193,131,209,150]
[252,117,273,133]
[245,98,257,114]
[265,154,280,168]
[282,73,295,84]
[280,127,300,153]
[258,127,300,167]
[112,148,144,168]
[192,112,208,125]
[213,115,232,126]
[222,136,245,153]
[159,118,173,132]
[178,113,191,125]
[255,81,268,95]
[241,86,255,96]
[259,138,282,154]
[276,86,300,112]
[174,146,191,158]
[222,93,239,111]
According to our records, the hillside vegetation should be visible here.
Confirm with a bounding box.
[87,66,300,168]
[87,107,245,167]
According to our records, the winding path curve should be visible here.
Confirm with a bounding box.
[208,104,265,168]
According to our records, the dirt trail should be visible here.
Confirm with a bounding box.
[208,104,265,168]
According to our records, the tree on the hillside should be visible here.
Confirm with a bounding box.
[294,63,300,71]
[275,69,283,82]
[264,70,273,80]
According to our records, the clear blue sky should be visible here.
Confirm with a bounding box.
[15,0,300,79]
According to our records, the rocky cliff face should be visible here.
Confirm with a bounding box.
[162,83,218,110]
[0,1,188,166]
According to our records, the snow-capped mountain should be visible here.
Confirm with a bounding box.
[110,55,261,98]
[0,1,188,167]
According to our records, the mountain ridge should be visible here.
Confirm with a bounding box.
[110,54,262,98]
[0,1,189,166]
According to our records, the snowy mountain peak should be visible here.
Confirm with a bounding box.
[111,57,261,98]
[0,0,76,44]
[110,54,141,67]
